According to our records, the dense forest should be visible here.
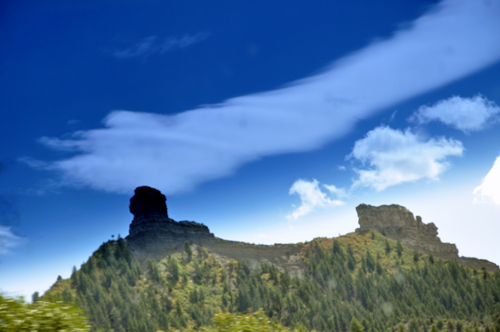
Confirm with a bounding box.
[41,231,500,332]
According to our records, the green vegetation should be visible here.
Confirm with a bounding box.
[0,293,89,331]
[42,232,500,332]
[172,310,311,332]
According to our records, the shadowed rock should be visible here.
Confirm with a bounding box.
[126,186,305,278]
[128,186,211,239]
[129,186,168,217]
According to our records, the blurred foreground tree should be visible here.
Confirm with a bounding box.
[171,309,313,332]
[0,293,90,331]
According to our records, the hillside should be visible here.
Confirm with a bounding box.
[42,187,500,332]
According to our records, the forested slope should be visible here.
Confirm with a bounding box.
[43,231,500,332]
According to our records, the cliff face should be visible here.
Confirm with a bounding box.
[126,186,305,278]
[356,204,499,272]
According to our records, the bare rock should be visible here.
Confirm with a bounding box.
[130,186,168,217]
[356,204,498,272]
[126,186,305,277]
[127,186,213,240]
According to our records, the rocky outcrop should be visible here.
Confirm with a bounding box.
[128,186,213,240]
[126,187,496,275]
[356,204,499,272]
[130,186,168,217]
[126,186,305,278]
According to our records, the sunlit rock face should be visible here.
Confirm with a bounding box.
[356,204,499,272]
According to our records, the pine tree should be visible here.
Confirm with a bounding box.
[184,241,193,262]
[351,317,364,332]
[396,240,403,258]
[385,239,391,255]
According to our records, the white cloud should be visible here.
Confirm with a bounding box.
[34,0,500,195]
[287,179,344,220]
[0,226,27,255]
[411,95,500,132]
[323,184,348,198]
[349,126,463,191]
[474,154,500,205]
[113,33,210,58]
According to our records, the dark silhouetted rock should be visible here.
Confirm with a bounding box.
[128,186,213,239]
[129,186,168,217]
[126,186,305,278]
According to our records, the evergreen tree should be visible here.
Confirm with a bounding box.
[396,240,403,258]
[184,241,193,262]
[32,291,40,303]
[351,317,364,332]
[385,239,391,255]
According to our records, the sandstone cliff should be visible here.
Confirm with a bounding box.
[355,204,499,272]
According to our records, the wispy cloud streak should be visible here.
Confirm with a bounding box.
[35,0,500,195]
[113,32,210,58]
[0,196,26,254]
[0,226,27,254]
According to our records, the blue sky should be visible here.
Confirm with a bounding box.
[1,0,500,300]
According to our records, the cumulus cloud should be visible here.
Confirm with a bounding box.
[349,126,463,191]
[113,32,210,58]
[287,179,344,220]
[410,95,500,132]
[33,0,500,195]
[474,154,500,205]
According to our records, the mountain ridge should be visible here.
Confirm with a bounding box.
[127,186,498,273]
[41,186,500,332]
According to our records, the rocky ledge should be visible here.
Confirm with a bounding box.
[356,204,499,272]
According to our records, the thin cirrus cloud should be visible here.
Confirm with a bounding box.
[349,126,464,191]
[34,0,500,195]
[474,154,500,205]
[287,179,345,220]
[113,32,210,58]
[0,195,27,254]
[0,226,27,255]
[410,95,500,132]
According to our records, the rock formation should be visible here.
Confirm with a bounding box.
[126,187,497,275]
[356,204,499,272]
[128,186,213,239]
[126,186,305,278]
[130,186,168,217]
